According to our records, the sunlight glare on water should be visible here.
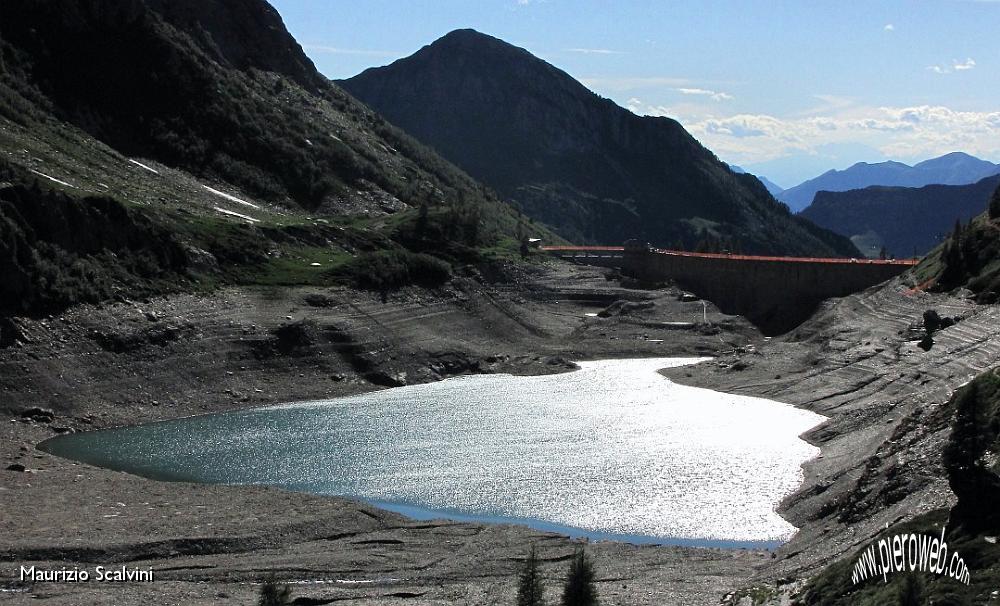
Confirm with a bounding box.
[41,358,824,546]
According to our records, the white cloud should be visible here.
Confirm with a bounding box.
[628,101,1000,166]
[954,57,976,70]
[884,23,895,31]
[677,87,733,101]
[927,58,977,74]
[565,48,626,55]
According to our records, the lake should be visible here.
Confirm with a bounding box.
[40,358,824,548]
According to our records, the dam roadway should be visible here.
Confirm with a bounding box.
[542,246,918,335]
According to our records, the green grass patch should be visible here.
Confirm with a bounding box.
[233,246,351,287]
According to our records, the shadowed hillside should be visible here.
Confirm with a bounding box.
[342,29,858,258]
[800,174,1000,258]
[0,1,552,317]
[910,186,1000,304]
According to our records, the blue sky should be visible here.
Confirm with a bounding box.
[269,0,1000,186]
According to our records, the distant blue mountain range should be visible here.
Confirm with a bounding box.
[778,152,1000,212]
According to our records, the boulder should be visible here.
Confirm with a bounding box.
[19,407,55,423]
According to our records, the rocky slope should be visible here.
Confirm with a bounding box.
[665,274,1000,602]
[341,29,858,257]
[0,0,551,324]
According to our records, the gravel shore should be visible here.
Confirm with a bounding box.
[2,263,769,605]
[4,262,996,604]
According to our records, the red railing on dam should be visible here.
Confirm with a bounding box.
[542,245,918,334]
[541,246,918,267]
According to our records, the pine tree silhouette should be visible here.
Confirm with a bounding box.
[896,573,923,606]
[561,548,598,606]
[517,545,545,606]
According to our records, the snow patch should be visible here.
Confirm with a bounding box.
[29,169,76,189]
[213,206,260,223]
[202,185,260,209]
[128,159,160,175]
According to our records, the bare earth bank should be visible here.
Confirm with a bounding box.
[1,262,766,606]
[4,261,996,604]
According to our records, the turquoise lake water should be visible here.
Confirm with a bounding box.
[40,358,824,548]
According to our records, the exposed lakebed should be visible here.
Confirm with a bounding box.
[40,358,824,548]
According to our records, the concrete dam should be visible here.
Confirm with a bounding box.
[542,246,917,335]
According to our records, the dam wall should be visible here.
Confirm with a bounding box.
[622,249,914,334]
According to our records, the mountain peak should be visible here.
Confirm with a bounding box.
[342,32,857,256]
[418,28,534,60]
[435,28,496,43]
[781,152,1000,212]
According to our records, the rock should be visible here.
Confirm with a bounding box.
[6,463,27,472]
[304,293,334,308]
[51,426,75,434]
[0,317,25,348]
[20,407,55,423]
[272,320,317,353]
[597,299,654,318]
[365,370,406,387]
[917,334,934,351]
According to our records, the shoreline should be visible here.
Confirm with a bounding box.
[34,354,799,554]
[2,264,772,605]
[5,262,995,603]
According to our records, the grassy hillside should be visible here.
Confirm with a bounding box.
[0,0,557,318]
[909,187,1000,304]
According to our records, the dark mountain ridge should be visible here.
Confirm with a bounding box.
[0,1,544,317]
[780,152,1000,212]
[729,164,784,196]
[342,29,858,257]
[800,174,1000,258]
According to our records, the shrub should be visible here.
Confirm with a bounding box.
[942,371,1000,532]
[258,578,292,606]
[337,250,451,292]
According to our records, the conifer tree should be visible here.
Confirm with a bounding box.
[561,548,598,606]
[897,573,923,606]
[517,545,545,606]
[989,184,1000,220]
